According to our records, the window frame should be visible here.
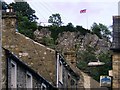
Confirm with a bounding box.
[26,71,33,88]
[59,60,63,84]
[41,83,47,90]
[11,60,17,88]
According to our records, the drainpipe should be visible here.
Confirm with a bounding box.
[0,4,2,89]
[56,52,59,88]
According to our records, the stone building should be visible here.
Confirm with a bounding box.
[3,48,55,89]
[1,9,82,89]
[111,16,120,88]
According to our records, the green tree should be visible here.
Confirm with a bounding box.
[91,23,111,39]
[1,1,8,10]
[76,25,90,35]
[77,46,112,81]
[99,23,111,39]
[18,16,37,39]
[10,2,38,21]
[48,13,63,27]
[9,2,38,39]
[65,22,75,32]
[77,46,96,71]
[41,36,55,48]
[91,23,102,38]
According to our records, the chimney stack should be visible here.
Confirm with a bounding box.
[112,16,120,51]
[2,6,16,31]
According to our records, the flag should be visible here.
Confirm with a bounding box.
[80,9,86,13]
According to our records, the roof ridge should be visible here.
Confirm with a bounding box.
[16,32,55,52]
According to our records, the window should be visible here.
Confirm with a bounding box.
[26,72,32,88]
[71,79,75,86]
[59,61,63,83]
[41,83,46,90]
[11,60,17,88]
[68,73,70,79]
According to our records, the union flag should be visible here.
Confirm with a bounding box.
[80,9,86,13]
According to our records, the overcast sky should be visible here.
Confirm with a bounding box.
[4,0,120,29]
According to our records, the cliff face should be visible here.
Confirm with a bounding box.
[34,28,51,43]
[56,31,111,53]
[34,28,111,54]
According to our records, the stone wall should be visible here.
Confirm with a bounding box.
[112,16,120,88]
[112,53,120,88]
[1,50,7,88]
[62,65,78,88]
[80,71,108,89]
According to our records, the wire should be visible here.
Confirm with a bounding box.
[40,0,70,25]
[27,2,48,22]
[27,0,70,25]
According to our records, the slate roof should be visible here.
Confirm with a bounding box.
[2,12,56,85]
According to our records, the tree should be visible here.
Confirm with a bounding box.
[41,36,55,48]
[48,13,63,27]
[10,2,38,21]
[18,16,37,39]
[76,25,90,35]
[1,1,8,10]
[91,23,111,39]
[91,23,102,38]
[9,2,38,39]
[77,48,112,81]
[66,22,75,32]
[99,23,111,39]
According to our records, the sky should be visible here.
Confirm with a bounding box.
[4,0,120,29]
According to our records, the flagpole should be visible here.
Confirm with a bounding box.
[80,9,88,29]
[86,12,88,30]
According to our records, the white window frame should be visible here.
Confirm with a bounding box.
[59,60,63,84]
[11,60,17,88]
[41,83,46,90]
[26,71,33,88]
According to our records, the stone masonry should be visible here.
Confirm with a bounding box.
[112,53,120,88]
[112,16,120,88]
